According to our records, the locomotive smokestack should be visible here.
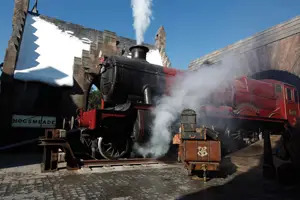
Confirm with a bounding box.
[129,45,149,60]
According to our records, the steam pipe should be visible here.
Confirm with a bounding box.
[143,86,152,104]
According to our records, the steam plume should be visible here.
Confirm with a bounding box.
[131,0,153,44]
[135,54,246,158]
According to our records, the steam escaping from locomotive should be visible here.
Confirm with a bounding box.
[131,0,153,44]
[135,55,244,158]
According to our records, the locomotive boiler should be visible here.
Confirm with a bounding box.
[100,45,178,105]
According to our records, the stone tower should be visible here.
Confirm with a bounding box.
[155,26,171,68]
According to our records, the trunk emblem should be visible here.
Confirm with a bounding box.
[198,146,208,157]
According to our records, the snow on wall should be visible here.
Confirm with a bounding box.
[14,14,91,87]
[146,49,163,66]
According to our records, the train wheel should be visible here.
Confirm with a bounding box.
[97,137,129,160]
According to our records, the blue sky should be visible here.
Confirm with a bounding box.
[0,0,300,69]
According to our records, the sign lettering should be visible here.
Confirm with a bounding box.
[11,115,56,128]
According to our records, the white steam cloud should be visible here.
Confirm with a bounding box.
[131,0,153,44]
[135,54,247,158]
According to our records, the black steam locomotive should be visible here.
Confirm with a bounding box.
[75,46,179,159]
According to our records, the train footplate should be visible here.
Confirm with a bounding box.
[39,129,79,172]
[173,109,221,181]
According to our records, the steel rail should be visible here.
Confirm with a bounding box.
[81,158,164,167]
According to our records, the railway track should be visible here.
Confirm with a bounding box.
[81,158,167,168]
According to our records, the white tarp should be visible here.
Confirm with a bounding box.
[14,14,91,87]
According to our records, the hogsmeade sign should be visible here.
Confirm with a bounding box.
[11,115,56,128]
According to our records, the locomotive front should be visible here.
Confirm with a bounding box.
[76,45,180,160]
[100,45,169,105]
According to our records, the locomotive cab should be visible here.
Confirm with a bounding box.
[282,83,299,126]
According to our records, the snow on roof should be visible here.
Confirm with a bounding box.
[15,13,90,86]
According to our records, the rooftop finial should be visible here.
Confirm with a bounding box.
[31,0,39,14]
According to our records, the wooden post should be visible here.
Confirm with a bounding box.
[263,131,276,179]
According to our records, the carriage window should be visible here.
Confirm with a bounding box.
[294,90,299,102]
[286,88,293,101]
[275,84,282,93]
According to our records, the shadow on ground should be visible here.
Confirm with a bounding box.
[177,137,300,200]
[177,166,300,200]
[0,142,42,169]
